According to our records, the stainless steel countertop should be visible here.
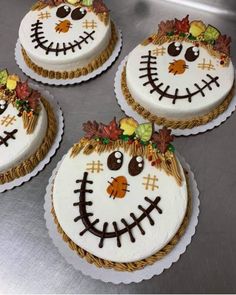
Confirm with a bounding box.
[0,0,236,293]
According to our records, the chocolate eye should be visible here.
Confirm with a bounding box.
[71,7,87,20]
[168,42,183,57]
[0,100,8,115]
[107,151,123,171]
[56,5,71,18]
[185,46,200,62]
[128,156,144,176]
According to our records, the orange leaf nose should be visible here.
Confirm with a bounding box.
[107,176,129,199]
[55,20,72,33]
[169,59,188,75]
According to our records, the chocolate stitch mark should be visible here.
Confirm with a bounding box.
[30,20,95,56]
[139,50,220,104]
[0,129,18,147]
[74,172,163,248]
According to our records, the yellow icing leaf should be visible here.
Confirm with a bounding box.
[66,0,79,4]
[6,75,20,91]
[120,117,138,136]
[189,21,206,37]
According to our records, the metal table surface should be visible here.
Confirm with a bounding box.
[0,0,236,293]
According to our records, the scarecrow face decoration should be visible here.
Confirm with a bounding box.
[0,70,44,173]
[19,0,110,58]
[53,118,188,262]
[135,15,234,105]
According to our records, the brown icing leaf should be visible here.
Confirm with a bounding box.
[175,15,190,33]
[93,0,109,14]
[152,127,174,154]
[83,120,100,139]
[40,0,65,7]
[214,35,231,56]
[28,90,41,111]
[158,19,175,37]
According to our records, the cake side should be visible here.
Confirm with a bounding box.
[52,118,188,264]
[125,15,234,121]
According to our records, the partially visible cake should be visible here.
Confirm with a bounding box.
[0,69,57,184]
[19,0,118,80]
[122,15,235,129]
[51,117,190,271]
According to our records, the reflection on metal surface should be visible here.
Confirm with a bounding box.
[162,0,236,17]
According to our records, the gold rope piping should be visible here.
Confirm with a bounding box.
[0,97,57,185]
[121,66,235,129]
[50,170,191,272]
[21,22,118,80]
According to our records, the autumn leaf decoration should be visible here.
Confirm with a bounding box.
[99,118,122,141]
[158,20,175,37]
[15,81,40,114]
[175,15,190,33]
[152,127,174,154]
[92,0,109,13]
[83,120,100,139]
[83,118,122,141]
[39,0,65,7]
[214,35,231,56]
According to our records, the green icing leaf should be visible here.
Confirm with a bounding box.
[0,69,8,85]
[82,0,93,6]
[188,34,197,40]
[135,123,153,142]
[102,138,110,144]
[204,25,220,42]
[168,144,175,152]
[120,134,130,142]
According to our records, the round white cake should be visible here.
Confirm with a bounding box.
[0,69,56,184]
[52,118,189,267]
[19,0,115,77]
[124,16,235,125]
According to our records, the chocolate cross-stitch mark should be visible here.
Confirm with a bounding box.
[82,20,97,29]
[86,160,103,173]
[142,174,159,191]
[0,129,18,147]
[152,46,166,56]
[1,115,16,127]
[31,20,95,56]
[198,58,215,71]
[74,172,163,248]
[139,50,220,104]
[38,11,51,20]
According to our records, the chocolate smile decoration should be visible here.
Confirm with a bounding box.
[31,19,95,55]
[139,50,220,104]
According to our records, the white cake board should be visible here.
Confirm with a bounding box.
[44,153,199,284]
[0,84,64,193]
[114,56,236,137]
[15,24,122,86]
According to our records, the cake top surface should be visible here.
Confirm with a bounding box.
[0,70,47,173]
[53,118,188,262]
[19,0,110,63]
